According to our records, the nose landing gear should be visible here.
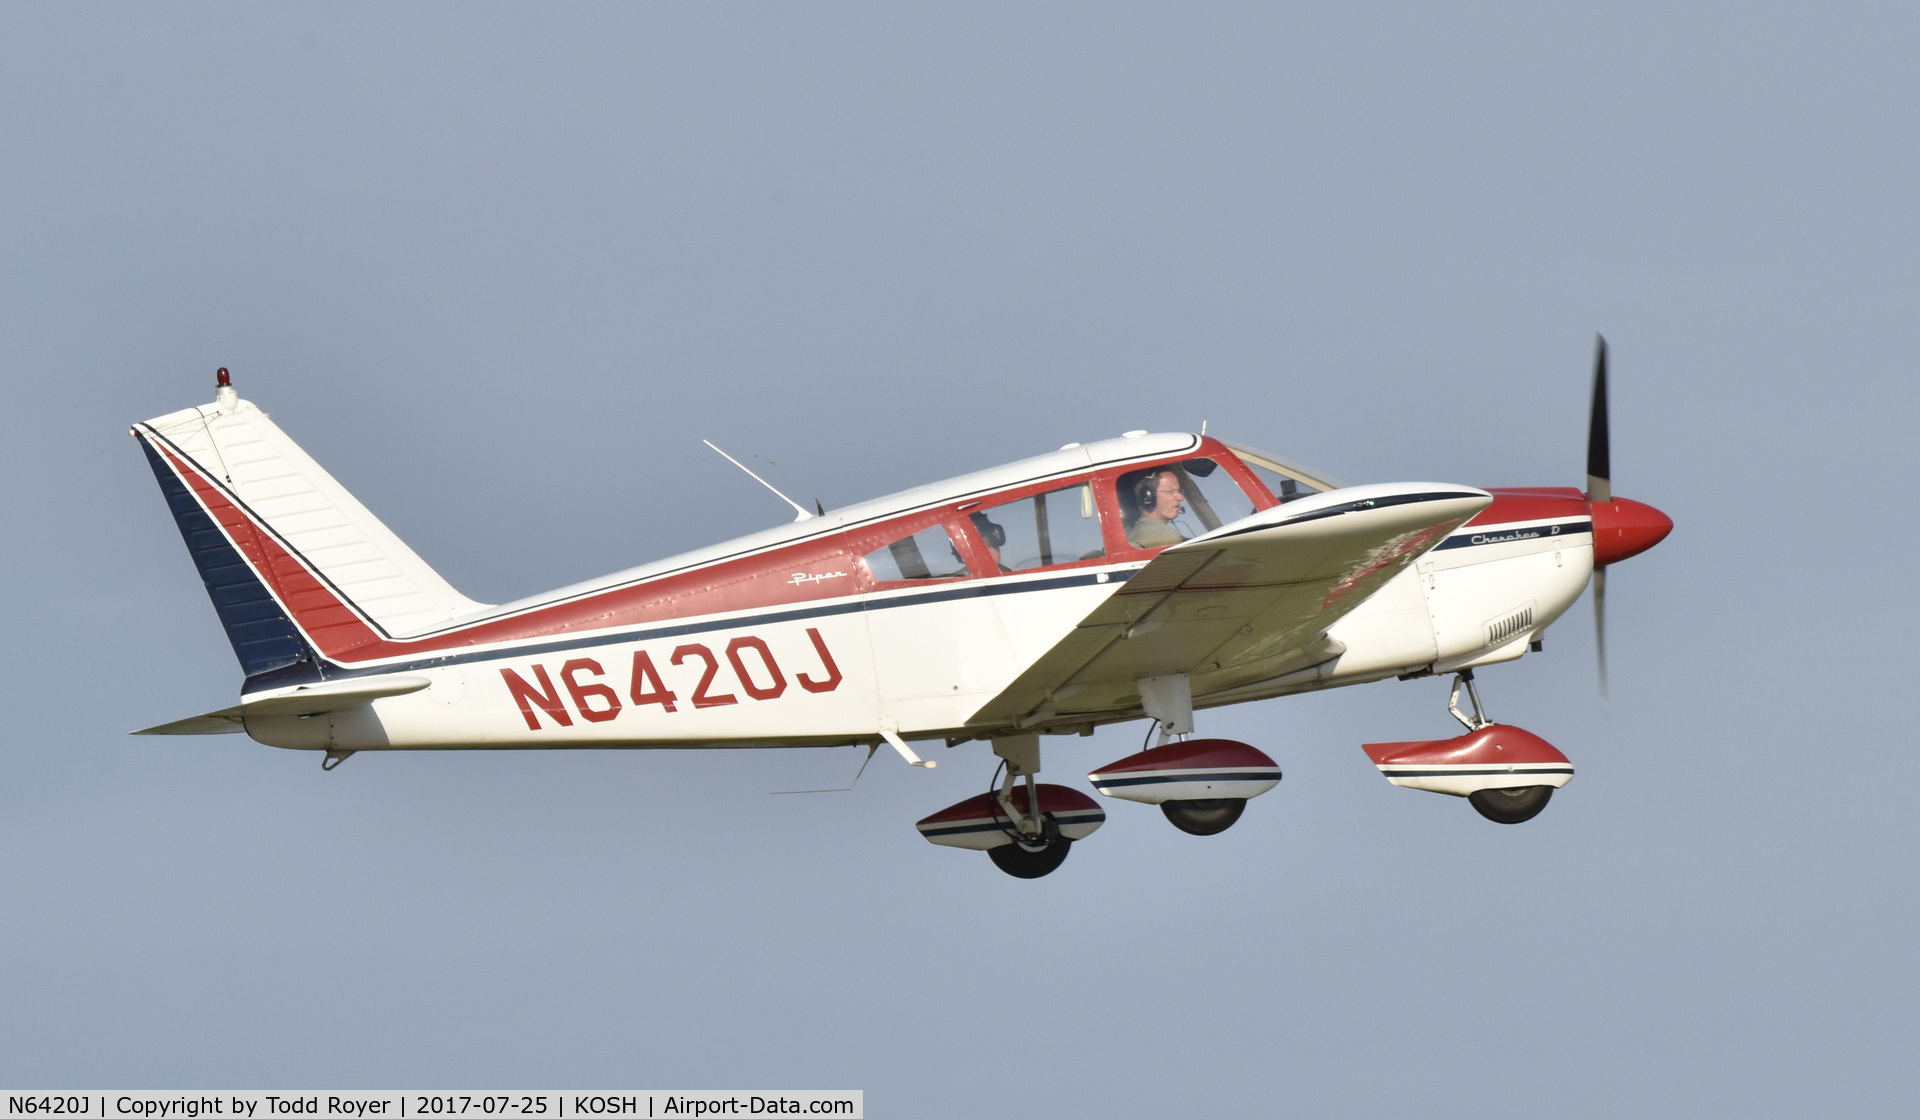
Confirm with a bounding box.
[1362,670,1575,824]
[1446,670,1558,824]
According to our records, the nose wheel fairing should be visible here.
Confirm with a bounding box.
[1362,671,1573,824]
[1363,724,1574,798]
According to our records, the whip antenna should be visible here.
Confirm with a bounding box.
[702,439,814,521]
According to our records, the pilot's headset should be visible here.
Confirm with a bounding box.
[969,512,1007,549]
[1134,469,1167,514]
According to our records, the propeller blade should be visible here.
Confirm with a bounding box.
[1586,334,1611,504]
[1593,565,1608,697]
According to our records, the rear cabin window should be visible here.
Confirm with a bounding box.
[968,483,1105,573]
[862,524,969,582]
[1116,458,1259,550]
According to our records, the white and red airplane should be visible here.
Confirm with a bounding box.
[132,341,1670,877]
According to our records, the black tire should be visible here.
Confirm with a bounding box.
[1160,797,1247,836]
[988,836,1073,878]
[1469,785,1553,824]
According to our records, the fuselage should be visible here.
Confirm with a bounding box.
[172,430,1595,754]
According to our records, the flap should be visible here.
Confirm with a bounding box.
[969,483,1490,728]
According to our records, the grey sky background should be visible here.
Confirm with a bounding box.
[2,4,1915,1116]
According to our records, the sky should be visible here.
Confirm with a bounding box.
[2,3,1916,1116]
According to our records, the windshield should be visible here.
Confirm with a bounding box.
[1220,442,1341,503]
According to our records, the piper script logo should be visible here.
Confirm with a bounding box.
[787,570,849,586]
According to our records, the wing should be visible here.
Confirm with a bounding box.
[970,483,1491,728]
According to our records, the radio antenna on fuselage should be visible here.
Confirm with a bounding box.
[702,439,815,522]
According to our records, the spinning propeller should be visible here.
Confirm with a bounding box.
[1582,334,1672,695]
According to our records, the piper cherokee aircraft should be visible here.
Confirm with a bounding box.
[132,341,1671,877]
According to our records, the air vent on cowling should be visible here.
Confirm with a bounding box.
[1486,603,1536,647]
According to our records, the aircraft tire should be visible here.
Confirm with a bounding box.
[1160,798,1247,836]
[988,836,1073,879]
[1469,785,1553,824]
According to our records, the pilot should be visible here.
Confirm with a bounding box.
[970,513,1012,572]
[1126,468,1188,549]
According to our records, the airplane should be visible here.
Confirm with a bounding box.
[130,340,1671,878]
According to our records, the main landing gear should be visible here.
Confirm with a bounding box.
[1087,673,1282,837]
[914,734,1107,879]
[1361,670,1575,824]
[914,674,1283,877]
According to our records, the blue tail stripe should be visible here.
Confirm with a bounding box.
[140,436,318,680]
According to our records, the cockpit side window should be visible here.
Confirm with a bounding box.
[1117,457,1260,550]
[861,523,969,582]
[967,483,1105,573]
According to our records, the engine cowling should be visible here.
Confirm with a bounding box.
[915,784,1105,851]
[1088,739,1282,805]
[1361,725,1573,797]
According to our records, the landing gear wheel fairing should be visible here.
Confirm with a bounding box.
[1469,785,1553,824]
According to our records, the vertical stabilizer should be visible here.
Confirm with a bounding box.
[133,377,492,675]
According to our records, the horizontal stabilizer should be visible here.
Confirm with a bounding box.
[240,675,431,715]
[133,708,245,736]
[132,675,431,735]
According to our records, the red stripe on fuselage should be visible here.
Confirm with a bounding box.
[150,439,871,665]
[1467,487,1590,526]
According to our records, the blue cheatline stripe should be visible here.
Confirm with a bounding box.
[1090,771,1281,787]
[1433,520,1592,552]
[139,437,319,679]
[1380,767,1573,777]
[305,567,1142,682]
